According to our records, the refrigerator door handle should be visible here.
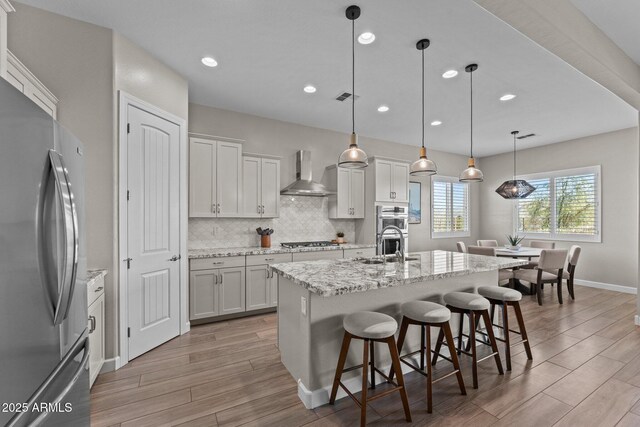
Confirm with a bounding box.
[48,150,79,326]
[6,334,89,427]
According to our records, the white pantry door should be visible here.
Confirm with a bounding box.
[126,104,180,360]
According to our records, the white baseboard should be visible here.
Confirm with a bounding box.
[101,356,120,373]
[574,279,637,295]
[296,355,420,409]
[635,315,640,326]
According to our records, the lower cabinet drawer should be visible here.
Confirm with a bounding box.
[292,250,343,262]
[246,253,292,266]
[190,256,245,271]
[343,247,376,258]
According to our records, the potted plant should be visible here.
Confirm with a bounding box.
[506,234,525,250]
[336,231,345,244]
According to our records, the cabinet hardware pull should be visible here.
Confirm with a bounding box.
[212,261,224,265]
[89,315,96,333]
[258,205,261,214]
[212,203,216,213]
[95,287,103,292]
[217,204,221,214]
[265,257,275,261]
[213,273,218,284]
[219,273,223,284]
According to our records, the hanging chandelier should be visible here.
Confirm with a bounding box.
[410,38,437,176]
[338,5,368,169]
[459,64,483,182]
[495,131,536,199]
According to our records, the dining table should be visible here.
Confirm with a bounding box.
[495,246,543,295]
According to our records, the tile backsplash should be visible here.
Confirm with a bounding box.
[189,196,356,248]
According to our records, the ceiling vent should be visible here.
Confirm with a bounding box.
[335,92,360,102]
[516,133,536,140]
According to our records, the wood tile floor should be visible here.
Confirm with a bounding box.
[92,286,640,426]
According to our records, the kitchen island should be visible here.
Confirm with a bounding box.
[270,250,527,408]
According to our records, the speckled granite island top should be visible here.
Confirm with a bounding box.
[86,269,107,286]
[270,250,528,297]
[188,243,376,259]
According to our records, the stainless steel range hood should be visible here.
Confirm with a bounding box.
[280,151,334,197]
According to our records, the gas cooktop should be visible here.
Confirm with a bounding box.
[280,241,339,248]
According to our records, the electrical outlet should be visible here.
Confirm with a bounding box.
[301,296,307,316]
[212,226,221,236]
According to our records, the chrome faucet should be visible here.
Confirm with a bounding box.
[377,225,406,264]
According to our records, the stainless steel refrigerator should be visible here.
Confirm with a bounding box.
[0,78,90,425]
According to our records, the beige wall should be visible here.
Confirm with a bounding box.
[478,127,639,288]
[9,4,189,360]
[113,33,189,121]
[189,102,481,252]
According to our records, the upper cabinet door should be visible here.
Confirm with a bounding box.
[336,167,351,218]
[189,138,216,217]
[242,156,261,217]
[350,169,365,218]
[261,158,280,218]
[216,141,243,217]
[375,160,393,203]
[392,162,410,203]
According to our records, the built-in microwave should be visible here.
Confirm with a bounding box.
[376,205,409,235]
[376,205,409,255]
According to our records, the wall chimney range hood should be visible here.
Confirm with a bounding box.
[280,151,334,197]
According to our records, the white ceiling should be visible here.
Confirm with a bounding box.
[15,0,638,157]
[571,0,640,66]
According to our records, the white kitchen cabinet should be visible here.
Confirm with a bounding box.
[373,158,410,203]
[88,293,104,387]
[246,264,271,310]
[242,155,280,218]
[190,266,245,319]
[325,165,365,219]
[270,271,278,307]
[343,247,376,258]
[292,250,344,262]
[219,267,246,315]
[87,272,106,388]
[5,51,58,118]
[189,137,242,218]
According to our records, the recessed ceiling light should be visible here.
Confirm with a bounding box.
[442,70,458,79]
[431,120,442,126]
[201,56,218,67]
[500,93,517,101]
[358,32,376,45]
[377,105,389,113]
[303,85,317,94]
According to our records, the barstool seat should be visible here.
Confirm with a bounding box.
[401,301,451,323]
[477,286,522,302]
[343,311,397,339]
[443,292,490,311]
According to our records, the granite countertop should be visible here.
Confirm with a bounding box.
[270,250,528,297]
[87,269,107,286]
[188,244,376,259]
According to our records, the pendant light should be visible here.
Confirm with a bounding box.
[495,131,536,199]
[410,39,437,176]
[459,64,483,182]
[338,5,368,169]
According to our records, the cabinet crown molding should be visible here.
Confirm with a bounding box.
[369,155,411,164]
[0,0,15,13]
[7,50,58,104]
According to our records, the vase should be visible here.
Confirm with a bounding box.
[509,245,521,251]
[336,237,345,244]
[261,235,271,248]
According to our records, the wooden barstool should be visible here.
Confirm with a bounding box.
[477,286,533,371]
[329,311,411,426]
[389,301,466,413]
[433,292,504,389]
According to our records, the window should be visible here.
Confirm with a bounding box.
[515,166,601,242]
[432,176,470,238]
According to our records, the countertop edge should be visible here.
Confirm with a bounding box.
[87,269,108,286]
[188,244,376,259]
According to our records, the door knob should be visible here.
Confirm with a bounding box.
[169,255,181,262]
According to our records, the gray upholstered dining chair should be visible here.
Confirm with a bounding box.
[562,245,581,300]
[456,242,467,253]
[477,240,499,247]
[523,240,556,269]
[514,249,568,305]
[467,246,513,286]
